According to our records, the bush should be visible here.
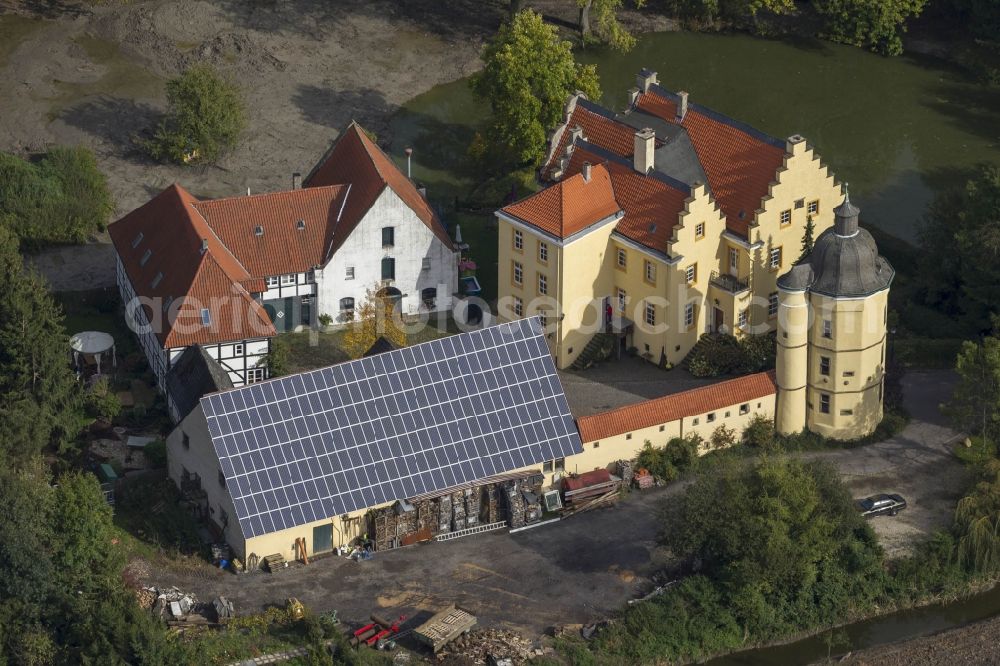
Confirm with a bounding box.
[144,439,167,469]
[635,435,702,482]
[742,414,777,450]
[0,147,114,247]
[709,424,737,450]
[894,337,964,369]
[84,377,121,422]
[317,313,333,328]
[686,333,776,378]
[144,64,246,165]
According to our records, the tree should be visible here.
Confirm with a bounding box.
[471,10,601,168]
[340,287,408,359]
[265,335,291,377]
[662,0,795,27]
[800,213,816,261]
[812,0,927,56]
[0,147,114,247]
[918,167,1000,333]
[577,0,647,52]
[145,64,247,164]
[955,459,1000,574]
[945,336,1000,443]
[0,226,82,465]
[663,457,884,640]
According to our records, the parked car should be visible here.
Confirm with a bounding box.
[856,493,907,518]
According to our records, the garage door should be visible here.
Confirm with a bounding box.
[312,523,333,554]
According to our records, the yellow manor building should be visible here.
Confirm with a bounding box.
[496,69,843,369]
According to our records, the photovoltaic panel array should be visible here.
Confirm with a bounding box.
[200,317,583,539]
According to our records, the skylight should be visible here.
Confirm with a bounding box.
[150,272,163,289]
[140,249,152,266]
[201,308,212,326]
[132,232,144,248]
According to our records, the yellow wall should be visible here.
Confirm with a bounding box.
[575,391,777,472]
[747,137,841,330]
[806,290,888,439]
[776,287,810,434]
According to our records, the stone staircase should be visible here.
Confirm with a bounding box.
[678,333,719,370]
[570,332,616,370]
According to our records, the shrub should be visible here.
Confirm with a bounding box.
[144,64,246,165]
[686,334,776,378]
[317,313,333,328]
[144,439,167,469]
[635,435,701,482]
[84,377,121,422]
[0,147,114,247]
[742,414,776,450]
[709,424,737,450]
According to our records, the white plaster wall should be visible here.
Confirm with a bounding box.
[317,188,458,319]
[166,405,246,555]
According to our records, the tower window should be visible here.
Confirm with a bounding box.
[768,292,779,318]
[820,394,831,414]
[820,356,831,376]
[822,319,832,338]
[769,247,782,270]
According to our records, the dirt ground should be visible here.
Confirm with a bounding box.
[141,370,968,637]
[840,615,1000,666]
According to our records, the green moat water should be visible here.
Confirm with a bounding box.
[391,30,1000,243]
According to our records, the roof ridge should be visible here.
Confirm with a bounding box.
[194,184,348,207]
[186,202,253,281]
[646,83,786,150]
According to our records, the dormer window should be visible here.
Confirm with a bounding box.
[162,295,174,313]
[254,225,264,237]
[296,219,306,231]
[131,232,144,248]
[139,249,152,266]
[200,308,211,326]
[150,272,163,289]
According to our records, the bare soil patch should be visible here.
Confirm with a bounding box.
[840,615,1000,666]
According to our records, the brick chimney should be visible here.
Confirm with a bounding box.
[292,172,302,189]
[676,91,689,121]
[633,128,655,174]
[636,69,658,93]
[582,162,592,182]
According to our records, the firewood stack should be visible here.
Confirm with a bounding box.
[465,486,482,527]
[616,459,635,488]
[438,494,453,533]
[485,485,499,523]
[502,481,526,529]
[451,491,467,530]
[417,499,436,533]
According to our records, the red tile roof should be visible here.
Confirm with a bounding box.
[565,147,688,255]
[193,185,350,278]
[108,184,275,348]
[305,122,454,253]
[576,371,777,442]
[546,101,637,179]
[499,164,621,239]
[636,90,786,238]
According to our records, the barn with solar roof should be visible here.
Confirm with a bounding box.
[165,318,583,561]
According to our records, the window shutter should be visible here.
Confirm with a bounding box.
[381,257,395,280]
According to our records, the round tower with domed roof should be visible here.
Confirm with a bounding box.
[775,189,894,440]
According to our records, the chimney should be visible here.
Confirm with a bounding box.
[786,134,807,156]
[582,162,592,182]
[569,125,585,145]
[636,69,658,93]
[405,147,413,179]
[627,86,640,107]
[200,238,208,254]
[676,91,689,121]
[292,172,302,189]
[633,128,656,174]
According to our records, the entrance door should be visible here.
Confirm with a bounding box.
[300,295,312,326]
[713,307,724,333]
[312,523,333,554]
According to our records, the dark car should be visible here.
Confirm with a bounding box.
[856,493,907,518]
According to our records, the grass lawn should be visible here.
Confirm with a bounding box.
[55,287,137,358]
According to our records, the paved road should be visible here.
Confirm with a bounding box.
[148,371,965,633]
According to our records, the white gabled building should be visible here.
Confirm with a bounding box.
[108,121,459,412]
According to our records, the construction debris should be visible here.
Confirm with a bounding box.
[414,605,477,653]
[435,628,534,664]
[213,597,235,622]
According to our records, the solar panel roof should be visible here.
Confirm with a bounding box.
[200,317,583,539]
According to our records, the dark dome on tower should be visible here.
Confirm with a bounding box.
[777,191,894,297]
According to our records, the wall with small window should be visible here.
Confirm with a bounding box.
[318,187,457,320]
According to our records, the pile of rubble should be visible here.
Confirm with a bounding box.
[435,628,535,665]
[137,586,235,629]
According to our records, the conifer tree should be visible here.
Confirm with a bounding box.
[799,214,816,262]
[0,226,82,464]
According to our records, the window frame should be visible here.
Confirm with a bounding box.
[738,309,748,328]
[617,288,627,312]
[684,302,696,329]
[513,228,523,252]
[780,209,792,226]
[819,393,831,414]
[769,246,783,271]
[807,200,820,215]
[822,319,833,339]
[246,367,265,384]
[644,259,656,285]
[695,222,705,239]
[538,272,548,296]
[513,296,523,317]
[382,226,395,247]
[768,292,779,318]
[538,241,548,264]
[820,356,831,376]
[644,301,656,326]
[421,257,431,271]
[381,257,396,280]
[233,342,244,356]
[280,274,296,286]
[265,275,280,288]
[616,247,627,270]
[345,266,355,280]
[512,260,523,287]
[685,263,697,284]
